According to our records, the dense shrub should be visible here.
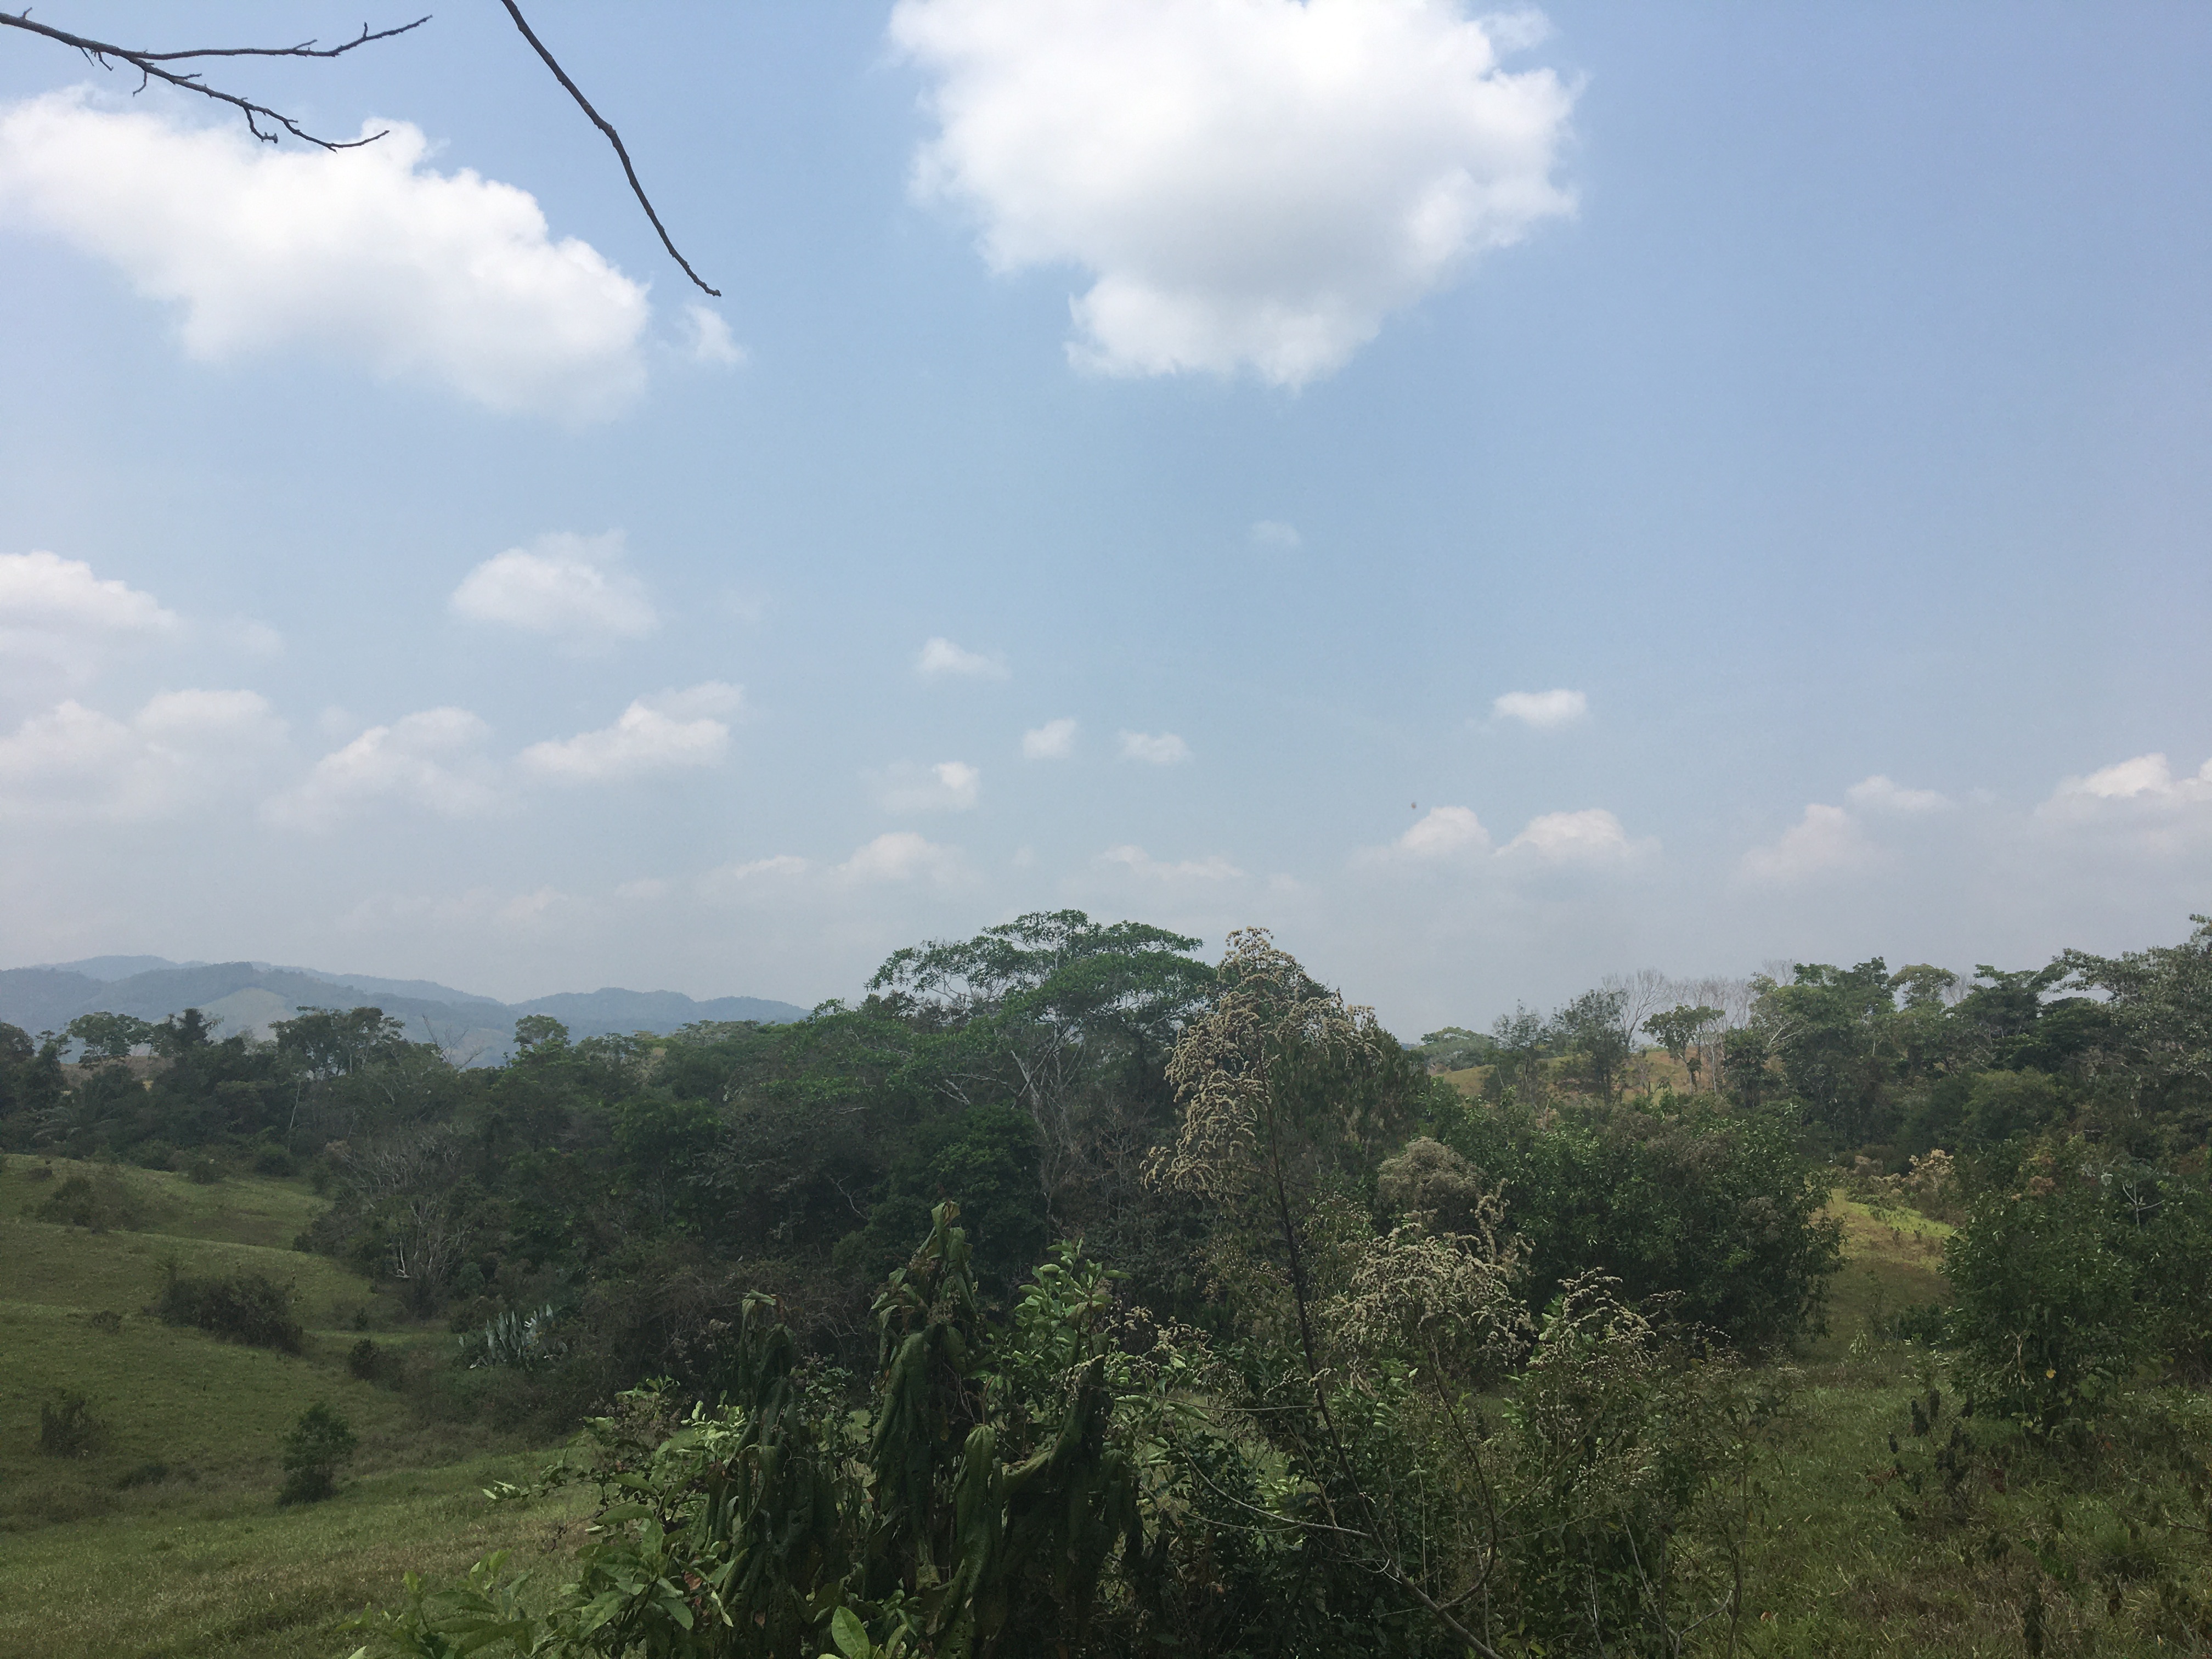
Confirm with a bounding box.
[278,1401,357,1504]
[1946,1137,2212,1425]
[38,1390,105,1458]
[1440,1092,1843,1347]
[34,1170,144,1232]
[152,1260,304,1352]
[251,1141,297,1177]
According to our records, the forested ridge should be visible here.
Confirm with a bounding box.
[5,912,2210,1657]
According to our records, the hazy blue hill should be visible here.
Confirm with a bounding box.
[1,956,806,1057]
[297,969,507,1010]
[510,988,811,1038]
[0,968,106,1035]
[30,953,206,981]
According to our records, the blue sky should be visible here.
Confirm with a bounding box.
[1,2,2207,1032]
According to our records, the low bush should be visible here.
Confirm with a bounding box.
[152,1259,303,1352]
[346,1336,399,1386]
[37,1390,104,1458]
[34,1170,144,1232]
[278,1401,357,1505]
[184,1154,223,1185]
[1946,1138,2212,1426]
[115,1461,169,1489]
[1440,1092,1844,1347]
[87,1309,122,1335]
[251,1141,296,1177]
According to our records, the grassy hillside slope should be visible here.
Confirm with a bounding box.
[0,1157,577,1659]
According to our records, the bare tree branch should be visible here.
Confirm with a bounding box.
[493,1,721,297]
[0,11,430,149]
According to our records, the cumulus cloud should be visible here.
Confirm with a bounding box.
[1249,520,1302,550]
[0,550,177,687]
[838,831,964,884]
[268,706,498,829]
[450,532,656,645]
[1022,717,1077,759]
[1846,775,1951,814]
[337,882,578,936]
[1119,730,1191,765]
[1358,802,1645,873]
[1492,688,1588,731]
[916,636,1010,680]
[518,682,744,783]
[1395,804,1492,859]
[0,91,650,419]
[694,833,970,900]
[877,759,983,812]
[2042,752,2212,812]
[696,853,812,899]
[1740,802,1875,885]
[1099,843,1244,882]
[682,304,747,368]
[0,689,283,820]
[1499,807,1635,863]
[893,0,1575,386]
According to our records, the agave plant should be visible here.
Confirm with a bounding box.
[458,1302,565,1370]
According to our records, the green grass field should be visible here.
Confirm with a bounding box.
[4,1161,2203,1656]
[0,1156,578,1659]
[1724,1194,2212,1657]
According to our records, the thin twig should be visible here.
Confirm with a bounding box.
[0,12,429,149]
[493,0,720,297]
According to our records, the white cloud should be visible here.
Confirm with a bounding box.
[1022,717,1077,759]
[1492,687,1588,731]
[337,882,578,936]
[216,617,286,657]
[0,689,283,820]
[1099,843,1245,881]
[0,91,649,419]
[0,550,178,686]
[916,636,1010,680]
[1396,804,1492,859]
[1357,802,1649,874]
[450,532,656,645]
[1119,730,1192,765]
[2042,752,2212,812]
[698,853,814,900]
[268,706,497,830]
[1739,802,1874,884]
[877,759,983,812]
[682,304,747,368]
[893,0,1574,386]
[518,683,744,783]
[838,831,964,884]
[1846,774,1951,814]
[1501,807,1634,863]
[1249,520,1302,550]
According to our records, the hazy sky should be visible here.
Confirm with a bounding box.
[2,2,2207,1032]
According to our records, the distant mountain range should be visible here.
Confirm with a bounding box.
[0,957,809,1064]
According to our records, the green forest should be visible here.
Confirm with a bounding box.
[4,912,2210,1658]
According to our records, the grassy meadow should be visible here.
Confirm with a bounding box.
[1728,1194,2212,1657]
[4,1154,2208,1657]
[0,1156,579,1659]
